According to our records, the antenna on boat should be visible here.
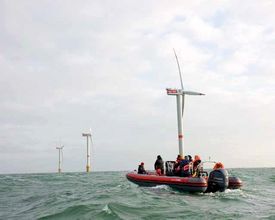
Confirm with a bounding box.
[82,128,92,172]
[167,49,205,157]
[56,145,64,173]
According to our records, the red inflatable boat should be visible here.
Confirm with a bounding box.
[126,170,242,193]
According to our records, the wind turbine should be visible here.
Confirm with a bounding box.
[82,129,93,172]
[56,145,64,173]
[166,49,205,157]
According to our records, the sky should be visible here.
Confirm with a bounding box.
[0,0,275,174]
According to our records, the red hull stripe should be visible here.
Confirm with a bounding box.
[127,173,207,187]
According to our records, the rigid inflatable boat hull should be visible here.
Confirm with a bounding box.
[126,172,208,193]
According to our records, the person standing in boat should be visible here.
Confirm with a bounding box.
[173,155,182,176]
[154,155,164,175]
[138,162,147,174]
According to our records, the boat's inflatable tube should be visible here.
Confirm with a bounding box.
[126,172,207,193]
[228,176,243,189]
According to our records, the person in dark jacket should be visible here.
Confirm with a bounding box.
[138,162,146,174]
[173,155,182,176]
[179,156,191,177]
[154,155,164,175]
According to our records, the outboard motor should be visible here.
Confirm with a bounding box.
[206,169,229,193]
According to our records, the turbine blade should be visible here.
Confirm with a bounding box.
[89,136,93,154]
[182,91,205,96]
[173,48,184,90]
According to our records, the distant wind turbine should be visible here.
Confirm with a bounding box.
[82,129,93,172]
[56,145,64,173]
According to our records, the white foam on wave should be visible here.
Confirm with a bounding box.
[102,204,112,214]
[152,185,169,190]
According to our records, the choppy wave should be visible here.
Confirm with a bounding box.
[270,175,275,183]
[0,168,275,219]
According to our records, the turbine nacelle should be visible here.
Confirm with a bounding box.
[166,88,205,96]
[82,133,92,137]
[56,145,64,150]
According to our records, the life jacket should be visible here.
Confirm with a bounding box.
[179,159,189,167]
[193,159,201,169]
[183,164,189,171]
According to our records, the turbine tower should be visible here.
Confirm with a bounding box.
[82,130,92,172]
[56,145,64,173]
[166,49,205,157]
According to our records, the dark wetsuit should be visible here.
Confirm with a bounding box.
[154,158,164,174]
[138,165,146,174]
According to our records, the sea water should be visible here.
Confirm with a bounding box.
[0,168,274,219]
